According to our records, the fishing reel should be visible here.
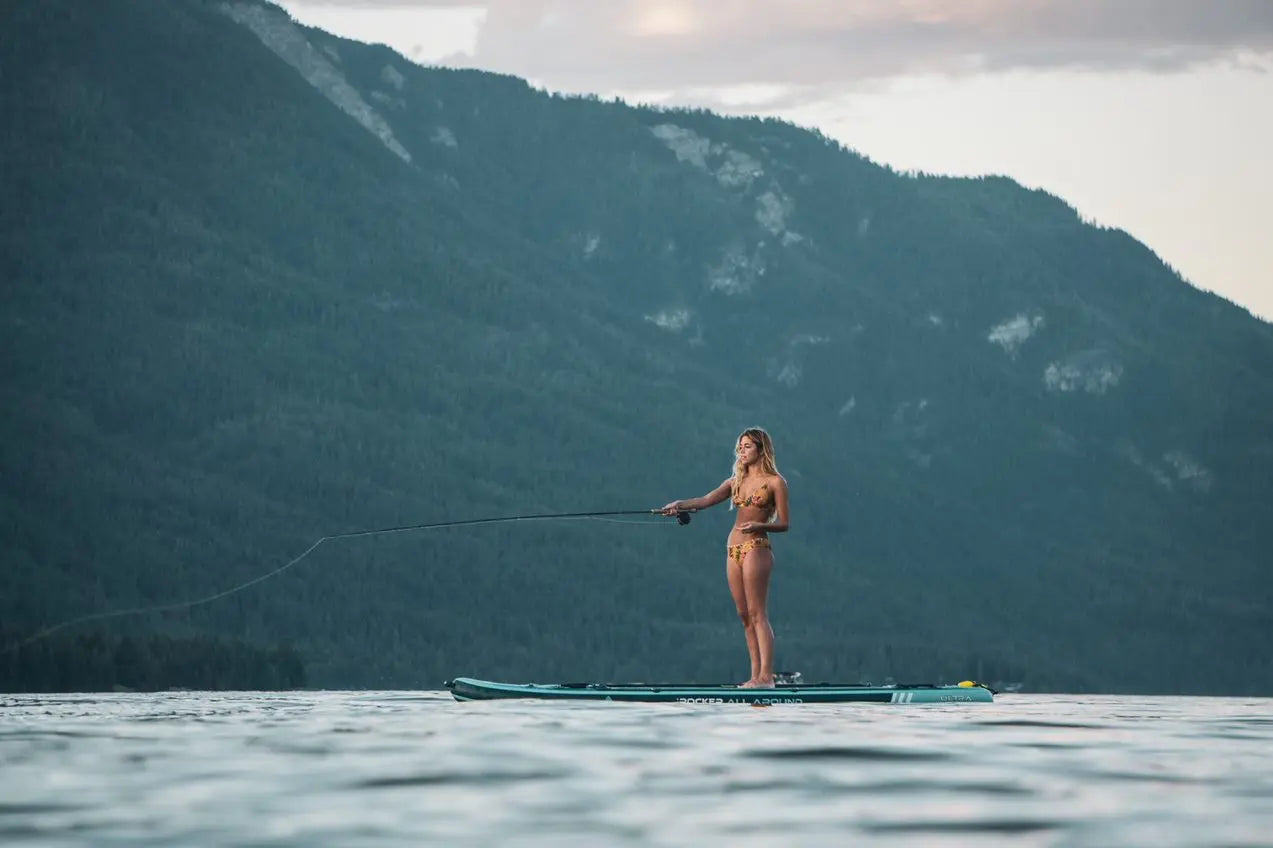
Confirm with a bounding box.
[676,511,692,525]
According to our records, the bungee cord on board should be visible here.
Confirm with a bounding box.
[4,508,696,653]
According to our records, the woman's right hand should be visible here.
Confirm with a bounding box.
[660,500,683,516]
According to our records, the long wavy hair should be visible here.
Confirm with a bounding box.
[730,427,779,519]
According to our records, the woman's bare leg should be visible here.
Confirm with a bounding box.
[726,556,760,685]
[741,548,775,687]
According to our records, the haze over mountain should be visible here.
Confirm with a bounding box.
[3,0,1271,693]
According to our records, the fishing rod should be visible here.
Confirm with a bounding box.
[4,507,697,652]
[320,507,693,539]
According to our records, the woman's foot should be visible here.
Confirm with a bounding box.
[752,675,775,689]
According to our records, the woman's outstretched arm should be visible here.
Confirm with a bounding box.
[661,479,732,514]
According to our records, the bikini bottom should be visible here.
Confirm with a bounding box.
[727,537,771,565]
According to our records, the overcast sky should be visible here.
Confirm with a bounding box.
[278,0,1273,321]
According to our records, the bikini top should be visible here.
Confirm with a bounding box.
[733,480,774,509]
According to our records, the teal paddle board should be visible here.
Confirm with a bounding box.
[446,677,995,704]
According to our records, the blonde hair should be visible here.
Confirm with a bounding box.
[730,427,779,519]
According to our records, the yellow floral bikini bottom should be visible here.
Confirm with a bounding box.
[727,537,771,564]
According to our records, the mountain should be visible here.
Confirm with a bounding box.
[3,0,1271,694]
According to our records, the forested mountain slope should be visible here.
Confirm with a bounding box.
[3,0,1270,693]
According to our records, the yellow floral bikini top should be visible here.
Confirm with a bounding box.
[733,481,774,509]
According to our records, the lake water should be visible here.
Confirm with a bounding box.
[2,691,1271,846]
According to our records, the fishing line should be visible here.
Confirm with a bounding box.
[4,508,694,653]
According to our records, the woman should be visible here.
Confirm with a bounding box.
[662,427,789,688]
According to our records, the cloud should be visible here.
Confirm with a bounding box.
[283,0,1273,101]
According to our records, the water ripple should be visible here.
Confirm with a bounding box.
[978,719,1106,729]
[0,692,1270,847]
[0,803,85,815]
[745,745,952,761]
[862,816,1061,834]
[355,769,568,788]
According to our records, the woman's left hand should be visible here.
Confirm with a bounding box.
[737,521,763,534]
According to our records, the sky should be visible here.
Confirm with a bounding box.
[276,1,1273,322]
